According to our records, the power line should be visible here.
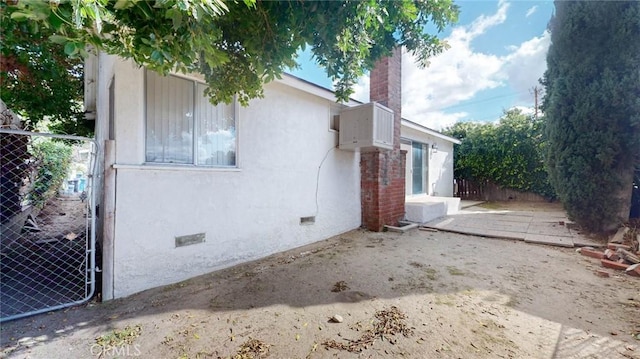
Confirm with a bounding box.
[442,90,529,110]
[459,105,536,124]
[465,113,505,123]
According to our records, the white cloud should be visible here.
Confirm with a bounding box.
[525,6,538,18]
[458,0,510,40]
[350,75,369,103]
[420,111,469,131]
[510,105,535,116]
[503,31,550,100]
[350,0,551,131]
[400,0,509,130]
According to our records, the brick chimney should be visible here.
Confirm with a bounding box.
[360,47,406,231]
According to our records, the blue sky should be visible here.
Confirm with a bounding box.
[289,0,554,130]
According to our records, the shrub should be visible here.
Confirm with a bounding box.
[29,140,72,208]
[444,109,555,199]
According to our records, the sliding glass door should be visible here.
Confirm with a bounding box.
[412,142,428,195]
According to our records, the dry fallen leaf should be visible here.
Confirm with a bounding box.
[65,232,78,240]
[323,306,414,353]
[331,281,349,292]
[233,338,271,359]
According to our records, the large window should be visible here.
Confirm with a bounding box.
[145,70,236,167]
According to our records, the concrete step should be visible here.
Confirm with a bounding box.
[405,202,447,223]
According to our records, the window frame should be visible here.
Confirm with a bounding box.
[329,104,342,132]
[143,70,239,168]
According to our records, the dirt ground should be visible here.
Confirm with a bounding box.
[1,219,639,358]
[29,193,88,241]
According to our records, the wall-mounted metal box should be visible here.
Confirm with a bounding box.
[338,102,394,151]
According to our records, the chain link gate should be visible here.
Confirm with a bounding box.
[0,129,97,322]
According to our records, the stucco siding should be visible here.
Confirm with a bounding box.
[108,65,360,298]
[112,60,145,164]
[401,126,455,197]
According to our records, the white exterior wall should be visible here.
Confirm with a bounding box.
[401,126,456,197]
[101,58,361,298]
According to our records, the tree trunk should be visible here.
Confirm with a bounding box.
[610,165,635,232]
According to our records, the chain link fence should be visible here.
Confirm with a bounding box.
[0,129,97,322]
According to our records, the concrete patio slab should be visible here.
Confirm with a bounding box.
[527,222,572,237]
[457,220,530,233]
[524,233,574,247]
[530,215,567,223]
[422,202,604,248]
[472,214,534,223]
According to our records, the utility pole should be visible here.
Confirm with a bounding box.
[530,86,542,119]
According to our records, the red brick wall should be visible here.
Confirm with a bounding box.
[360,47,406,231]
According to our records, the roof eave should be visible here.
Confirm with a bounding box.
[401,119,461,144]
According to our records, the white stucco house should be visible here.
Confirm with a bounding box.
[87,52,460,299]
[401,119,461,218]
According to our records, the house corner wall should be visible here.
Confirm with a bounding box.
[105,66,361,298]
[361,47,406,231]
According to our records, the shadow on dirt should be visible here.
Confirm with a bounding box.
[1,227,638,358]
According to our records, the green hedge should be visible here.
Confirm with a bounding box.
[443,109,555,199]
[29,140,73,208]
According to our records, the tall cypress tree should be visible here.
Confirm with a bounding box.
[542,1,640,233]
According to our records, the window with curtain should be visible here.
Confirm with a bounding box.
[145,70,236,167]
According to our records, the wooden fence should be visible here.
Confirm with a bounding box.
[454,179,547,202]
[454,179,485,200]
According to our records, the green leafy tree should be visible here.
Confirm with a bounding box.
[3,0,459,105]
[1,2,89,228]
[1,2,91,135]
[443,109,554,198]
[542,1,640,233]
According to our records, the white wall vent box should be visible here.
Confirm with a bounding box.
[339,102,394,151]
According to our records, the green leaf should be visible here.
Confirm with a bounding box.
[10,11,31,21]
[48,10,65,30]
[165,8,183,29]
[161,51,173,61]
[150,50,163,62]
[49,35,69,45]
[64,42,77,56]
[176,0,188,11]
[114,0,135,10]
